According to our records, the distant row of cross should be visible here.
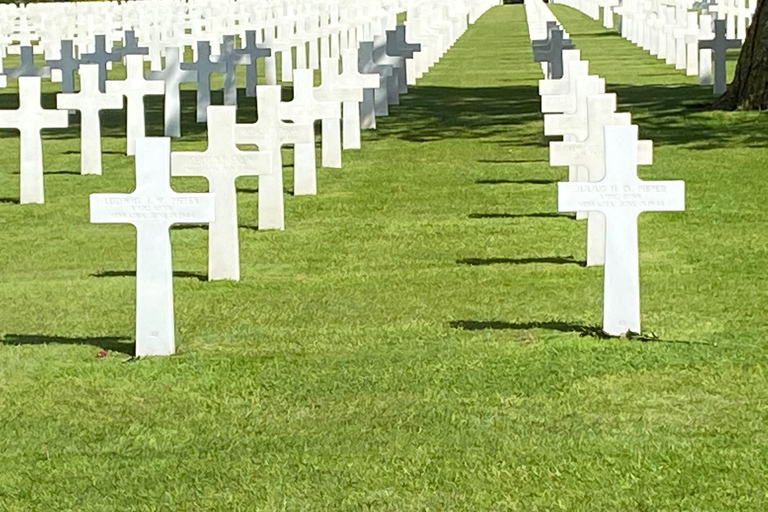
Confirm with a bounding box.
[525,0,685,337]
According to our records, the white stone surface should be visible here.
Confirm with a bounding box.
[550,94,653,266]
[172,106,272,281]
[90,137,215,357]
[558,125,684,336]
[0,76,68,204]
[147,47,197,138]
[699,19,741,95]
[106,54,165,156]
[279,68,341,195]
[57,64,123,176]
[234,86,314,231]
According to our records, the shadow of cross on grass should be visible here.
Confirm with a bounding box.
[1,334,134,355]
[450,320,605,336]
[92,270,208,281]
[458,255,586,266]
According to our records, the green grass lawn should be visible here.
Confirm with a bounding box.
[1,5,767,510]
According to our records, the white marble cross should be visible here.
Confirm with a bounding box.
[181,41,225,123]
[386,25,421,89]
[80,35,120,92]
[106,54,165,155]
[699,19,741,95]
[359,40,393,121]
[314,56,353,168]
[90,137,215,356]
[558,125,685,336]
[57,64,123,175]
[240,30,272,97]
[172,106,272,281]
[532,24,575,79]
[338,49,379,149]
[115,30,149,60]
[218,35,251,106]
[234,85,314,231]
[279,68,340,195]
[147,47,197,138]
[5,46,51,79]
[0,76,68,204]
[550,94,653,266]
[46,40,79,93]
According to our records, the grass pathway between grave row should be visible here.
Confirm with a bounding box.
[1,5,767,510]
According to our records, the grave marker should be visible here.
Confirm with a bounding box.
[181,41,225,123]
[219,35,251,106]
[549,94,652,265]
[46,40,78,93]
[699,19,741,95]
[81,35,121,92]
[90,137,215,356]
[279,68,341,195]
[105,54,165,155]
[558,125,685,335]
[5,46,51,79]
[147,47,197,137]
[57,64,123,175]
[239,30,272,97]
[234,85,314,231]
[0,76,68,204]
[172,106,272,281]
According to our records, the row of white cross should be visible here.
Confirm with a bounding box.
[553,0,743,94]
[525,0,686,336]
[64,1,497,357]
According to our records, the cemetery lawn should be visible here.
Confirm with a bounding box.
[2,5,768,511]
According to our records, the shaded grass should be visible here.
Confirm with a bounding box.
[0,5,766,511]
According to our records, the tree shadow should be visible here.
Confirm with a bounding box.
[457,255,586,266]
[468,212,576,219]
[606,84,768,149]
[0,197,19,204]
[1,334,134,355]
[91,270,207,281]
[373,85,544,144]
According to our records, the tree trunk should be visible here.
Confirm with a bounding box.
[714,0,768,109]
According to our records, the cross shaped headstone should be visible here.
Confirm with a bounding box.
[279,68,341,195]
[550,94,653,265]
[115,30,149,60]
[239,30,272,97]
[147,46,196,137]
[359,40,393,122]
[105,54,165,155]
[57,64,123,176]
[172,106,272,281]
[5,46,51,79]
[314,56,354,169]
[181,41,225,123]
[46,40,79,93]
[90,137,215,357]
[532,23,575,80]
[218,35,251,106]
[386,25,421,93]
[339,49,379,149]
[81,35,121,92]
[0,76,68,204]
[699,19,741,95]
[558,125,685,335]
[234,85,314,231]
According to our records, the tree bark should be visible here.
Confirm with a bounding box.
[714,0,768,109]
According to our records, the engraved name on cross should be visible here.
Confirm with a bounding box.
[172,106,272,281]
[90,137,215,356]
[558,125,685,336]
